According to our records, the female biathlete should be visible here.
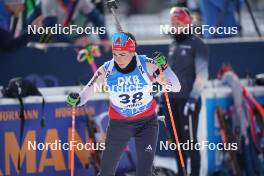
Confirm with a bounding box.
[66,32,181,176]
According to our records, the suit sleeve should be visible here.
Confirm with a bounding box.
[189,38,209,100]
[78,66,106,106]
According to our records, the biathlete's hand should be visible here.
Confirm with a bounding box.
[152,51,168,70]
[183,97,196,116]
[107,0,118,9]
[66,92,80,107]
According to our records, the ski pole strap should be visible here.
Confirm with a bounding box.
[152,65,168,79]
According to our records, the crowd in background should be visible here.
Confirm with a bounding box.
[0,0,263,52]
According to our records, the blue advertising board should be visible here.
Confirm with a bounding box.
[0,99,136,176]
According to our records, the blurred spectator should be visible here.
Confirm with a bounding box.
[200,0,240,38]
[163,7,209,175]
[22,0,42,28]
[0,0,24,31]
[171,0,202,30]
[171,0,200,12]
[41,0,111,50]
[127,0,147,14]
[0,0,43,52]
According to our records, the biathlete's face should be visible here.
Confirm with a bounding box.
[170,19,189,34]
[112,50,134,69]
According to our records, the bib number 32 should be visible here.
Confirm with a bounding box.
[119,92,143,104]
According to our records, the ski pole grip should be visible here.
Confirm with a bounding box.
[107,0,118,10]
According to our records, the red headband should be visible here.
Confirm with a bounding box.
[111,32,136,52]
[170,7,192,24]
[112,38,136,52]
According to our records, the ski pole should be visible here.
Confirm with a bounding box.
[106,0,124,32]
[158,68,187,176]
[71,106,76,176]
[244,0,262,37]
[186,113,194,175]
[188,114,194,141]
